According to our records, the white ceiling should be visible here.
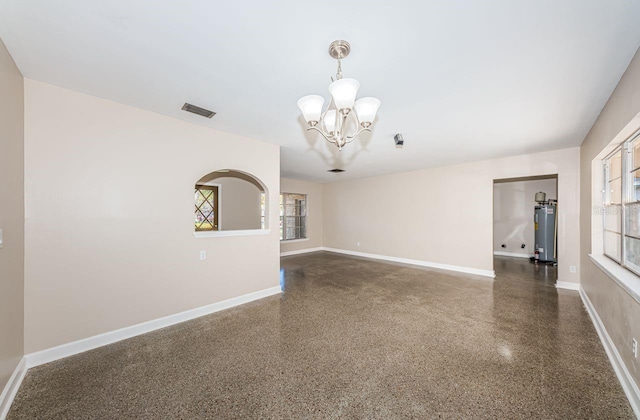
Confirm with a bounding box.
[1,1,639,183]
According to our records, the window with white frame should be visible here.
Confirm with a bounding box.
[603,131,640,273]
[260,193,266,229]
[280,193,307,240]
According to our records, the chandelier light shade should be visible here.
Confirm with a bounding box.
[354,97,382,126]
[297,40,380,150]
[323,109,337,133]
[328,78,360,111]
[297,95,325,124]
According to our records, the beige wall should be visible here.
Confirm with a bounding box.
[280,178,323,254]
[323,147,580,282]
[493,179,557,255]
[216,177,261,230]
[23,80,280,353]
[0,38,24,394]
[580,48,640,389]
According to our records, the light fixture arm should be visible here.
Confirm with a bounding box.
[305,121,371,151]
[345,126,372,143]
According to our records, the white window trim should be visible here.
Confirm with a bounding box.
[592,111,640,306]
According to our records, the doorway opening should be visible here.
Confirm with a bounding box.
[493,175,558,269]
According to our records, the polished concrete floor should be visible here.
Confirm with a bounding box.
[8,253,634,419]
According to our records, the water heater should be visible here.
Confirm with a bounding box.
[534,204,557,263]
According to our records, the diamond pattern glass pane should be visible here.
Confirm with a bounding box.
[195,186,217,231]
[199,202,213,215]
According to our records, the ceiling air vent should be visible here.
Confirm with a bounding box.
[181,103,216,119]
[327,169,345,173]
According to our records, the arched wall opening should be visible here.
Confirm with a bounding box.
[195,169,269,232]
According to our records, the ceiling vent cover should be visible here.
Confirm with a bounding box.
[327,169,345,173]
[181,103,216,119]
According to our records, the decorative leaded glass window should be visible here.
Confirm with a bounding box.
[195,185,218,231]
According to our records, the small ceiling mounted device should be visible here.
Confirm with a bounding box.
[394,133,404,146]
[327,168,345,173]
[297,40,381,151]
[181,103,216,119]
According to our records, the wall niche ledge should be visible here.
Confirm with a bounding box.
[194,229,271,239]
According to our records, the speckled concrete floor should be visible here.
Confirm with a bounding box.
[8,253,634,419]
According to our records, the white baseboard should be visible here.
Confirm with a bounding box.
[280,247,323,257]
[556,281,580,291]
[322,247,495,278]
[25,286,282,368]
[493,251,533,259]
[579,287,640,417]
[0,357,27,420]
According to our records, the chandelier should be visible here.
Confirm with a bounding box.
[297,40,381,150]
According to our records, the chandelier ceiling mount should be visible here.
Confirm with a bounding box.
[328,39,351,60]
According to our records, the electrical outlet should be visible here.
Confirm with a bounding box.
[569,265,576,273]
[633,338,638,358]
[356,242,360,247]
[200,250,206,260]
